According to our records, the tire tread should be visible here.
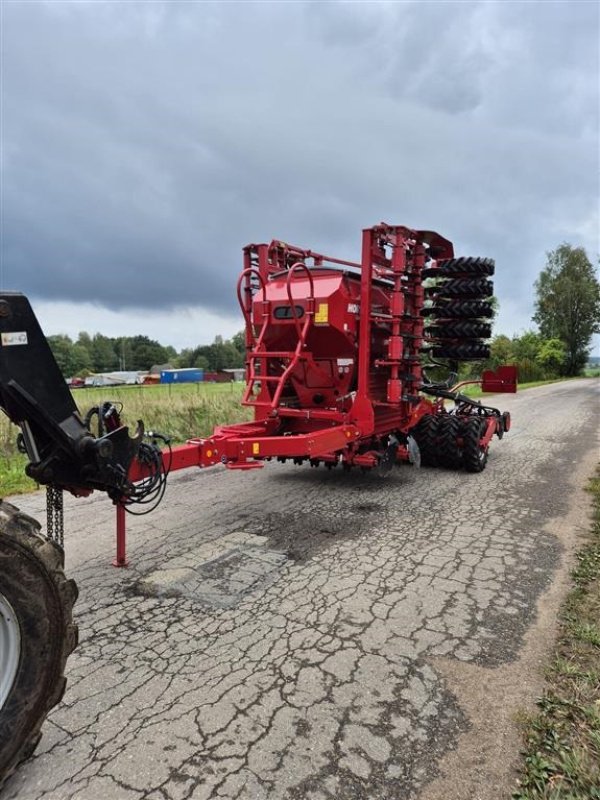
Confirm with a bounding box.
[0,501,77,788]
[462,417,488,473]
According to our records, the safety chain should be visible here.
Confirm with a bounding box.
[46,486,64,549]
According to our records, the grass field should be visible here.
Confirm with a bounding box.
[74,381,251,441]
[514,470,600,798]
[0,382,250,497]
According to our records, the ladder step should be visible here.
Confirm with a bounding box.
[248,375,286,383]
[249,351,298,358]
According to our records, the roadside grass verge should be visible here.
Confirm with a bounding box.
[0,454,37,495]
[0,382,250,497]
[513,469,600,799]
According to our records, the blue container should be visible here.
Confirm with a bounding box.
[160,368,204,384]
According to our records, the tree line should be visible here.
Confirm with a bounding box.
[48,330,246,376]
[48,243,599,379]
[484,243,599,382]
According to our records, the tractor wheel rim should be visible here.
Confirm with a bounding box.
[0,591,21,711]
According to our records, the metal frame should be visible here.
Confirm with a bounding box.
[141,224,455,472]
[115,224,456,562]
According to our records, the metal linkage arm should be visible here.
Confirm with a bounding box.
[0,293,143,498]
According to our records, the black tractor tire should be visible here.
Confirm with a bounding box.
[422,257,495,278]
[0,501,78,788]
[425,279,494,299]
[425,320,492,340]
[437,416,462,469]
[421,300,494,320]
[411,414,439,467]
[431,342,491,360]
[462,417,488,473]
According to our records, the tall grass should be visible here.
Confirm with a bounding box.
[514,470,600,798]
[73,382,252,443]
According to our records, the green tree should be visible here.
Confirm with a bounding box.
[209,335,243,370]
[488,334,513,367]
[74,333,93,374]
[91,334,119,372]
[180,344,214,369]
[126,336,171,371]
[231,330,246,361]
[69,342,93,376]
[47,334,73,376]
[537,338,566,374]
[76,331,92,352]
[533,244,600,375]
[163,345,177,363]
[194,354,210,370]
[509,330,545,382]
[189,336,245,371]
[46,334,94,376]
[511,330,542,362]
[175,348,196,368]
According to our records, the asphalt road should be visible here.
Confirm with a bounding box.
[3,379,599,800]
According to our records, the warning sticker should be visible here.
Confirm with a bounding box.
[315,303,329,324]
[1,332,28,346]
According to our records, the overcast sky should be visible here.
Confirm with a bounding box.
[1,0,598,352]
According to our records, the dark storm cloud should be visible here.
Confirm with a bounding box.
[2,1,598,331]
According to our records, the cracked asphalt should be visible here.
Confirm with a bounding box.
[3,379,599,800]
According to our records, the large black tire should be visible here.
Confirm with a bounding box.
[425,320,492,340]
[422,257,495,278]
[462,417,488,473]
[411,414,439,467]
[421,300,494,319]
[430,342,491,360]
[0,501,78,787]
[438,416,462,468]
[426,278,494,299]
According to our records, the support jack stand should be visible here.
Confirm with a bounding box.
[113,503,128,567]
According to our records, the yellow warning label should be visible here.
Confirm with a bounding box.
[315,303,329,324]
[252,442,260,455]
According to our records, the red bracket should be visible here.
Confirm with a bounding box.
[481,365,518,393]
